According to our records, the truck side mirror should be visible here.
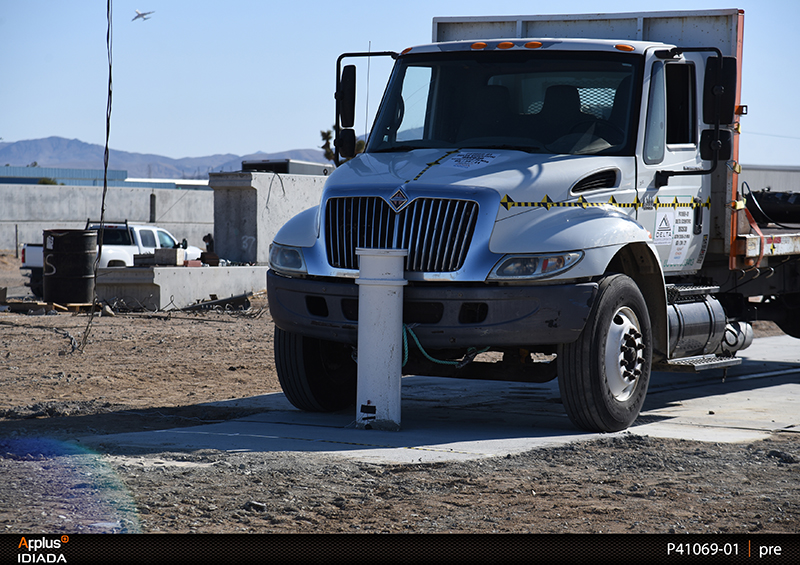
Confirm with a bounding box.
[338,65,357,128]
[700,129,732,161]
[703,56,737,125]
[337,128,357,160]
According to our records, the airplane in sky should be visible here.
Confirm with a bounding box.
[132,10,154,22]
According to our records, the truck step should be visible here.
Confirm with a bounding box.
[653,355,742,373]
[665,284,720,303]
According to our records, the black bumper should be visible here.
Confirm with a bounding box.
[267,270,597,349]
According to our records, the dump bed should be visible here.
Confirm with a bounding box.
[432,9,742,56]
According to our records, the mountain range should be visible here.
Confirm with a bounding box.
[0,137,328,179]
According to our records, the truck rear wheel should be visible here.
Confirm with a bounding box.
[772,293,800,339]
[274,328,356,412]
[557,274,652,432]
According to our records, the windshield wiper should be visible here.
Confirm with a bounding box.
[463,144,542,154]
[370,145,425,153]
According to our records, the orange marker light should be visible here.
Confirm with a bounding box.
[471,42,487,50]
[524,41,543,49]
[401,47,413,55]
[498,41,515,49]
[615,44,635,52]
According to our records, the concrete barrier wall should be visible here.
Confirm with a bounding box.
[209,172,327,264]
[0,184,214,253]
[2,173,327,266]
[96,265,270,310]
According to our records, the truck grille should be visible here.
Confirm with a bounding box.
[325,196,479,272]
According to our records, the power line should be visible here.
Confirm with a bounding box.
[742,131,800,141]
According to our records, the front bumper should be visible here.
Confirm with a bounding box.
[267,270,597,349]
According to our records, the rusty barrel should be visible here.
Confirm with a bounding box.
[42,229,97,305]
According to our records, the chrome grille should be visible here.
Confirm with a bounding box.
[325,196,478,272]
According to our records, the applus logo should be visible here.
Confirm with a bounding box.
[17,537,68,563]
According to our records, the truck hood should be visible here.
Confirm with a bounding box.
[276,148,647,281]
[325,149,646,257]
[325,149,632,205]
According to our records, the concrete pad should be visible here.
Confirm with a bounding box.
[79,335,800,464]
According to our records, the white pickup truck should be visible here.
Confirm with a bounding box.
[20,222,203,297]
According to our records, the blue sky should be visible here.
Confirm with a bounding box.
[1,0,798,165]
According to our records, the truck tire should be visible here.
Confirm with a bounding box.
[28,268,44,299]
[274,328,356,412]
[557,274,652,432]
[773,293,800,339]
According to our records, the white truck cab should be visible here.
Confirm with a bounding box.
[267,9,800,432]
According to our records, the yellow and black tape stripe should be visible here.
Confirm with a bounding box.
[500,194,711,212]
[406,150,461,183]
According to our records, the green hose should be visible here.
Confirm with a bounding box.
[402,324,489,368]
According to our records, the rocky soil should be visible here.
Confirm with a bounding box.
[0,254,798,534]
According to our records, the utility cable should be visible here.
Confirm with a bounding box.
[78,0,113,353]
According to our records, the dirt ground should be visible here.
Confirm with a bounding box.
[0,253,798,534]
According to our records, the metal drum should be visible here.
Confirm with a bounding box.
[42,229,97,305]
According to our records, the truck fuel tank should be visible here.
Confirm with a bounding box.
[667,293,753,359]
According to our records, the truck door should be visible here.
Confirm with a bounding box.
[637,53,710,273]
[138,228,158,255]
[156,229,178,249]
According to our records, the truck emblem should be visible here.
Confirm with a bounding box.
[389,189,409,211]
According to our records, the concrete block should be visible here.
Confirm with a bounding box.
[134,254,155,266]
[208,172,326,265]
[155,248,185,265]
[96,265,268,311]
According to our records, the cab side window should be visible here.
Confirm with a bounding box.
[157,230,177,248]
[644,62,665,164]
[139,229,156,248]
[665,63,697,145]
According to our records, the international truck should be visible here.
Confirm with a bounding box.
[266,9,800,432]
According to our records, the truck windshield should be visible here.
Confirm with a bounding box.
[367,50,642,156]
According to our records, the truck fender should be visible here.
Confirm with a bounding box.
[272,207,319,248]
[490,205,650,255]
[491,208,669,360]
[605,242,669,363]
[99,246,134,267]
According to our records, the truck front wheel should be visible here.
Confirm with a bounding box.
[557,274,652,432]
[274,328,356,412]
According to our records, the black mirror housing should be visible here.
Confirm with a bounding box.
[337,128,357,160]
[338,65,357,129]
[703,56,737,125]
[700,129,733,161]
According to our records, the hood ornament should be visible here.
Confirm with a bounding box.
[388,188,409,212]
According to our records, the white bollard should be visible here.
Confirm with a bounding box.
[355,248,408,431]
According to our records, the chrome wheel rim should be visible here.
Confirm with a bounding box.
[604,306,644,402]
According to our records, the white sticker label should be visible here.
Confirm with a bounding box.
[654,210,674,246]
[446,152,499,169]
[667,208,694,266]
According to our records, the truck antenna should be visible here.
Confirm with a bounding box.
[365,41,371,147]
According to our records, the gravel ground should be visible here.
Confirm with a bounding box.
[1,253,798,534]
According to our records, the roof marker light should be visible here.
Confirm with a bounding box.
[471,42,487,50]
[615,44,635,52]
[498,41,515,49]
[524,41,543,49]
[401,47,412,55]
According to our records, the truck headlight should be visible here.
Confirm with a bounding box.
[269,243,307,275]
[488,251,583,280]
